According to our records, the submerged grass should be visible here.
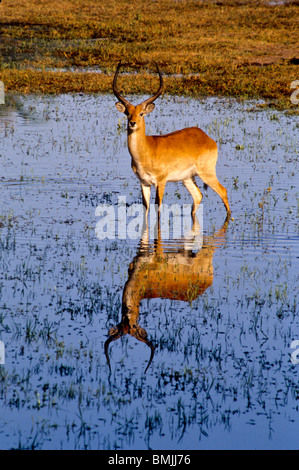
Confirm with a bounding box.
[0,0,298,110]
[0,93,298,449]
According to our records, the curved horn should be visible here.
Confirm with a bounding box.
[113,61,132,108]
[143,340,155,374]
[141,62,164,107]
[130,325,155,373]
[104,325,155,374]
[104,328,123,373]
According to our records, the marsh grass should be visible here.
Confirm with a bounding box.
[0,0,298,110]
[0,93,298,449]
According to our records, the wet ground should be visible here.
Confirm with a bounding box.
[0,93,298,449]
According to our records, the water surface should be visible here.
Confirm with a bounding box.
[0,93,298,449]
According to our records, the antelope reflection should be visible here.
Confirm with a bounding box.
[105,217,229,373]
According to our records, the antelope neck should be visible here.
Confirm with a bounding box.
[128,125,149,159]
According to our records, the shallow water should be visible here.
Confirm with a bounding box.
[0,93,298,450]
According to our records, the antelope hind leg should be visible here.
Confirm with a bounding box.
[183,178,203,216]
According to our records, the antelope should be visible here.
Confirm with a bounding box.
[105,217,229,373]
[113,62,231,219]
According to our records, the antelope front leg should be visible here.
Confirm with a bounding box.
[141,184,151,218]
[155,181,166,215]
[154,181,165,225]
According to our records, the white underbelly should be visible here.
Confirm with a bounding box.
[133,165,196,186]
[166,166,196,183]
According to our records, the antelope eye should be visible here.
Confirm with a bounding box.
[140,112,144,116]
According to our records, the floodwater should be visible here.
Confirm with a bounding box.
[0,93,298,450]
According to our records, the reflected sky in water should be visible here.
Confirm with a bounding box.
[0,93,298,449]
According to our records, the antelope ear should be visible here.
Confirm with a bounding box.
[144,103,155,115]
[115,102,126,113]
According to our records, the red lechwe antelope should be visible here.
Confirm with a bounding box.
[105,218,229,373]
[113,61,231,219]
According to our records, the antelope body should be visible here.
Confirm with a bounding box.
[113,62,231,217]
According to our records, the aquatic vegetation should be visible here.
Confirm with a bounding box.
[0,94,298,449]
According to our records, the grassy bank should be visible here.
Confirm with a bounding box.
[0,0,298,110]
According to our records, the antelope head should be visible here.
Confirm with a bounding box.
[113,61,164,133]
[104,314,155,375]
[104,282,155,375]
